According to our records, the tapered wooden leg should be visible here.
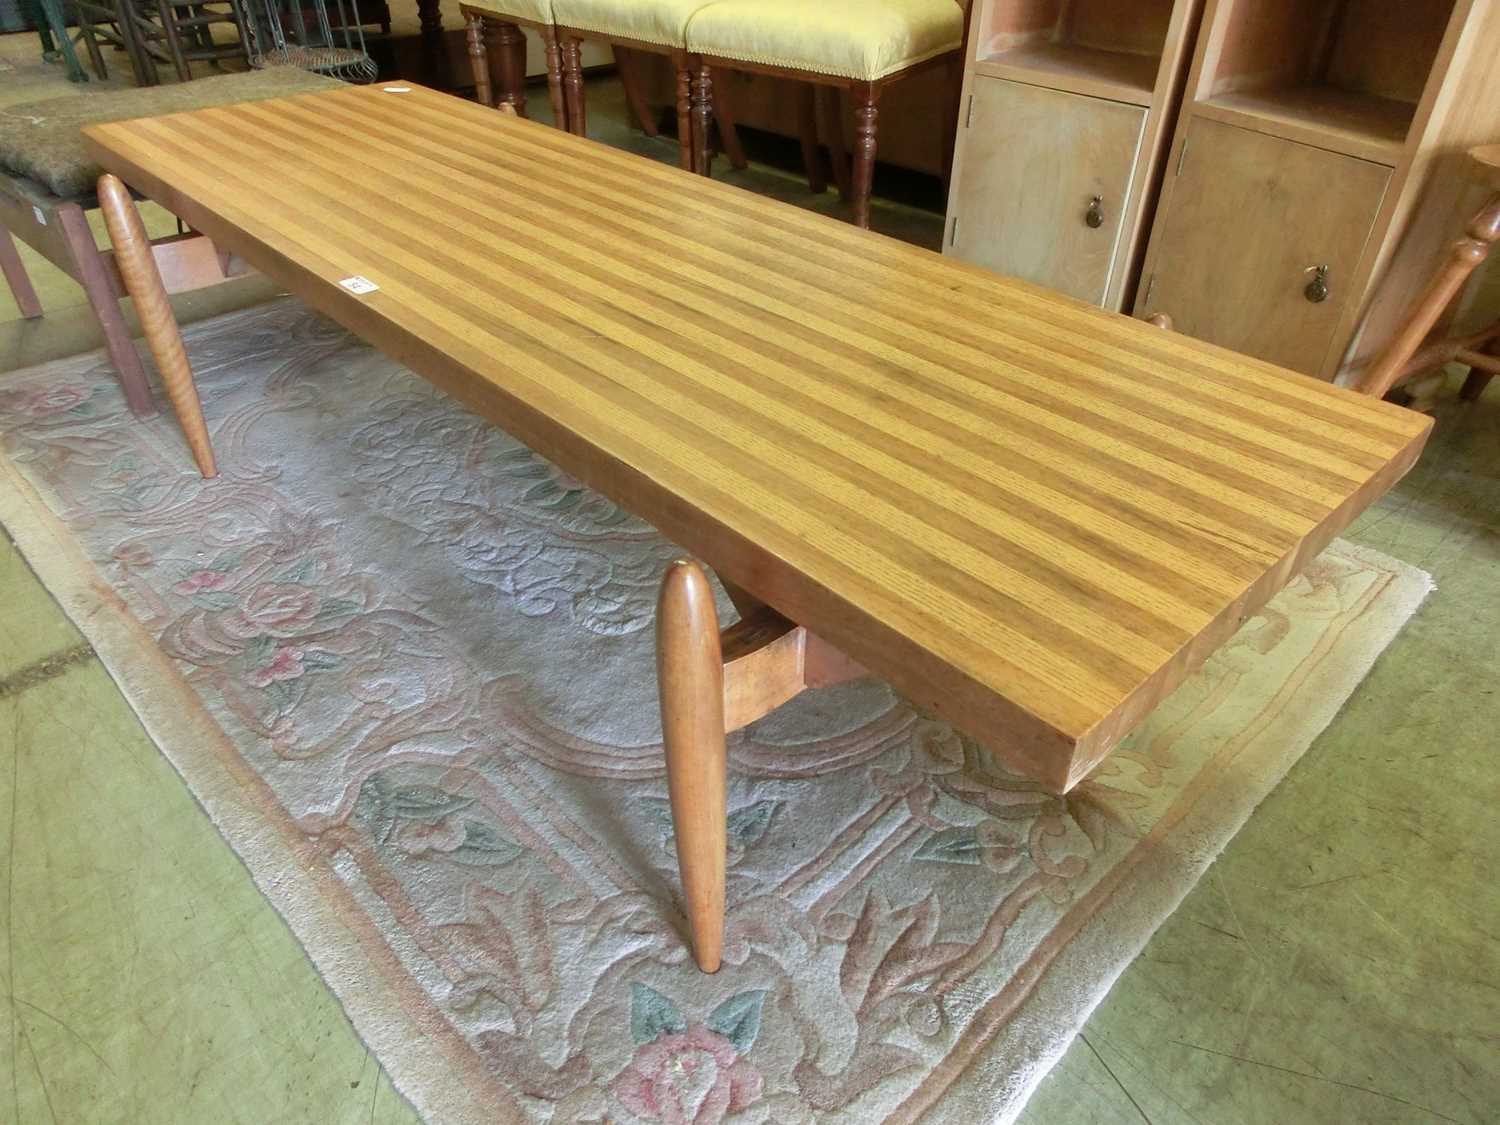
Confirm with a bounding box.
[55,202,156,420]
[711,71,747,172]
[616,47,659,136]
[657,559,727,974]
[542,29,567,128]
[0,228,42,319]
[850,82,881,230]
[96,175,216,478]
[465,14,492,107]
[562,37,586,136]
[796,84,826,194]
[690,62,713,177]
[672,52,693,172]
[1460,338,1498,401]
[820,86,851,200]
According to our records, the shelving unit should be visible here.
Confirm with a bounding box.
[944,0,1203,308]
[1136,0,1500,379]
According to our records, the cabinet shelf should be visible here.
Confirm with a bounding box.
[1196,85,1415,165]
[975,43,1160,107]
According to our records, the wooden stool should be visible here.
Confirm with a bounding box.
[458,1,567,127]
[1358,145,1500,408]
[685,0,968,228]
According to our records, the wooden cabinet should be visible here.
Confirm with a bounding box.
[943,0,1204,310]
[950,80,1146,303]
[1136,0,1500,380]
[1142,119,1390,372]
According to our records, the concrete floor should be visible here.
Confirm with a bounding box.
[2,30,1498,1125]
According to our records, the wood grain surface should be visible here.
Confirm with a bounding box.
[84,83,1432,790]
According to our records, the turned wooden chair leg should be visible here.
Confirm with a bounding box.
[96,175,217,478]
[849,82,882,230]
[465,14,492,107]
[672,52,693,172]
[562,36,586,136]
[0,228,43,320]
[500,21,527,117]
[542,28,567,128]
[796,84,826,194]
[690,61,713,177]
[55,202,157,420]
[657,560,727,974]
[1358,193,1500,399]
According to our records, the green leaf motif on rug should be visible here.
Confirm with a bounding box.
[630,983,686,1044]
[914,825,985,865]
[445,820,525,867]
[706,990,767,1054]
[387,783,475,822]
[638,797,781,851]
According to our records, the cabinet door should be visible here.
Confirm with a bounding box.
[948,78,1147,306]
[1139,118,1391,374]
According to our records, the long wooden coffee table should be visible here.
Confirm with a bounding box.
[83,83,1431,972]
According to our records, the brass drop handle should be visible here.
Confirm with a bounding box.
[1085,195,1104,229]
[1304,264,1330,303]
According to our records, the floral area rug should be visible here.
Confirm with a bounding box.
[0,299,1431,1124]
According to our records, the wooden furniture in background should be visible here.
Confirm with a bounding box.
[1135,0,1500,380]
[944,0,1203,308]
[1358,145,1500,406]
[459,1,566,124]
[85,83,1431,971]
[686,0,968,228]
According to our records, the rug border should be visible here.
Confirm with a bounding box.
[0,449,522,1125]
[896,541,1433,1123]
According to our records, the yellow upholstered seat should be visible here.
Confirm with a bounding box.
[469,0,555,25]
[685,0,963,81]
[551,0,713,47]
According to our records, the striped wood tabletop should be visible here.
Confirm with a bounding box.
[84,84,1432,790]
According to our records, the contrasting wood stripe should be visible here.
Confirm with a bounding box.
[83,85,1431,787]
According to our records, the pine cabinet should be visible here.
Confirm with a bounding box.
[943,0,1204,310]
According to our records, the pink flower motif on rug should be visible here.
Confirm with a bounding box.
[18,385,89,417]
[226,583,324,639]
[613,985,765,1125]
[247,645,305,688]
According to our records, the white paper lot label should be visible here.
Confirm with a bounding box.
[339,276,379,295]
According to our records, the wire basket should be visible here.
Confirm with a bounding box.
[240,0,376,82]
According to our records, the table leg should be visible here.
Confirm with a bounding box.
[416,0,441,37]
[465,14,492,107]
[96,174,217,478]
[657,560,727,974]
[656,561,870,972]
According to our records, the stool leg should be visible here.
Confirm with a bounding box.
[711,71,747,172]
[672,51,692,172]
[465,14,492,107]
[54,203,157,419]
[657,559,726,974]
[96,175,216,478]
[0,229,43,319]
[542,27,567,128]
[850,81,882,230]
[690,61,713,177]
[797,84,826,194]
[562,36,586,136]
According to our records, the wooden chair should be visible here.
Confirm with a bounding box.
[684,0,967,228]
[1358,145,1500,408]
